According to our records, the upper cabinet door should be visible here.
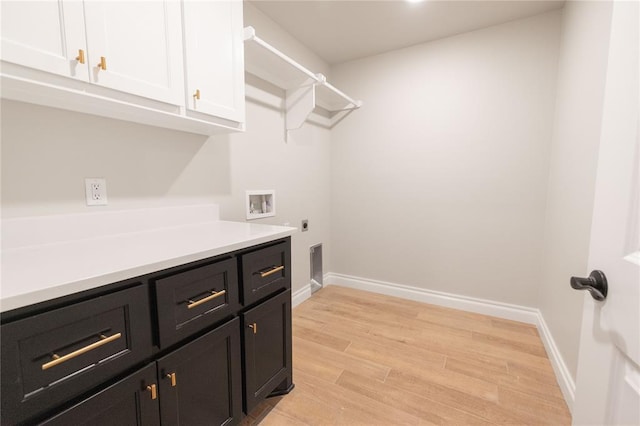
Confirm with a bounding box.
[0,1,89,81]
[182,0,245,123]
[83,1,184,105]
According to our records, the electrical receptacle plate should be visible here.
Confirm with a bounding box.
[85,178,108,206]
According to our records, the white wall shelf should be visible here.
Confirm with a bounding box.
[243,26,362,131]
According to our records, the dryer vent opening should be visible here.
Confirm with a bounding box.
[310,244,323,294]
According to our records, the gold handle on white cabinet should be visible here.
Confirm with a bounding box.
[41,333,122,370]
[76,49,85,64]
[97,56,107,70]
[193,89,200,100]
[186,289,226,309]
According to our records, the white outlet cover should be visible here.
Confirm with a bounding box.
[85,178,108,206]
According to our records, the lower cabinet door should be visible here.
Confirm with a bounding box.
[40,363,160,426]
[157,318,242,426]
[242,289,292,414]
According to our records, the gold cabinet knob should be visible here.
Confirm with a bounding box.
[249,322,257,334]
[193,89,200,100]
[76,49,85,64]
[146,384,157,400]
[166,372,177,387]
[97,56,107,70]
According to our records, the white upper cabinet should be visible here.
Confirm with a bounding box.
[182,0,245,123]
[83,1,184,105]
[0,1,245,135]
[0,1,88,81]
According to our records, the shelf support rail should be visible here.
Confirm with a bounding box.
[243,26,362,110]
[314,73,363,110]
[243,27,319,86]
[243,26,362,136]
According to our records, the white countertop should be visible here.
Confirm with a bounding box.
[1,205,296,313]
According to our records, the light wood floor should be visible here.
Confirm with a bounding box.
[242,286,571,425]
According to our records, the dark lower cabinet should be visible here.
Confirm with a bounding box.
[39,363,160,426]
[2,238,293,425]
[1,285,152,425]
[154,257,240,350]
[41,319,243,426]
[158,317,242,426]
[242,289,292,414]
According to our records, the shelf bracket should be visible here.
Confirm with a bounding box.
[285,78,316,132]
[243,26,363,135]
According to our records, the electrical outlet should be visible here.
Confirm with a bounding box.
[85,178,108,206]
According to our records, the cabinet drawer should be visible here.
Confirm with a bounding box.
[154,257,239,349]
[1,285,152,425]
[40,363,160,426]
[240,241,291,306]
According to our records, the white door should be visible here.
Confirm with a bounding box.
[182,0,245,123]
[572,1,640,425]
[0,0,88,81]
[83,1,184,105]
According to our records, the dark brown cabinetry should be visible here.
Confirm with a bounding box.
[242,289,292,413]
[39,363,160,426]
[157,318,242,426]
[0,237,292,425]
[39,319,243,426]
[154,257,240,349]
[240,241,290,307]
[1,285,152,425]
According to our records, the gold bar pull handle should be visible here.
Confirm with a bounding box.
[97,56,107,70]
[41,332,122,370]
[193,89,200,100]
[187,289,226,309]
[259,265,284,278]
[146,384,157,400]
[76,49,85,64]
[249,322,257,334]
[166,372,177,387]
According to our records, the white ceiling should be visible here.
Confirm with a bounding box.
[250,0,565,65]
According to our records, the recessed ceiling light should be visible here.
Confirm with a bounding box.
[406,0,426,3]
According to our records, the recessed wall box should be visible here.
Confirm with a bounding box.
[246,190,276,220]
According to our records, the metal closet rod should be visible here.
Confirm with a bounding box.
[243,26,362,109]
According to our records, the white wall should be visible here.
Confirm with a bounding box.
[538,1,613,382]
[0,2,613,388]
[329,11,562,307]
[0,2,332,294]
[216,3,333,294]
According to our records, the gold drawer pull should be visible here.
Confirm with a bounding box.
[97,56,107,70]
[76,49,85,64]
[259,265,284,278]
[41,332,122,371]
[193,89,200,100]
[249,322,257,334]
[166,372,177,387]
[187,289,226,309]
[146,384,157,400]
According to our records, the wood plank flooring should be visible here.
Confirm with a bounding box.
[241,286,571,425]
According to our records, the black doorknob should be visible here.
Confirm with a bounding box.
[570,270,608,301]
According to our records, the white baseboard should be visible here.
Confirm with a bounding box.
[291,284,312,308]
[324,272,576,411]
[535,312,576,412]
[325,272,539,324]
